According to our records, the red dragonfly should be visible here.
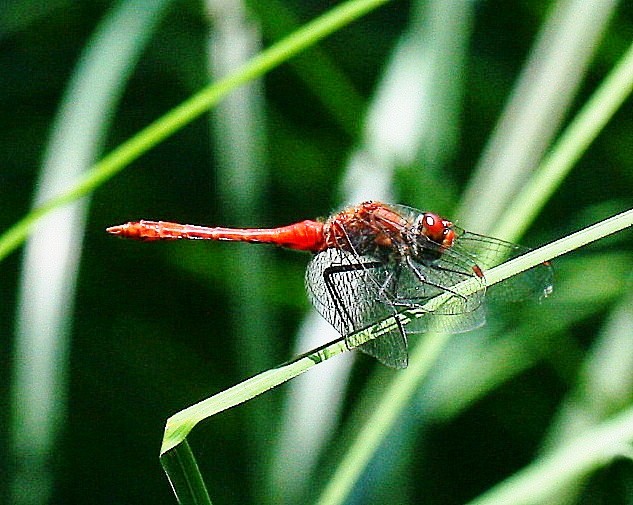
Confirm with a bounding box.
[107,201,552,368]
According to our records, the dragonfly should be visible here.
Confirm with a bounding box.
[107,201,553,368]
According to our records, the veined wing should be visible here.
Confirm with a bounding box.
[305,248,409,368]
[305,247,488,367]
[451,229,554,302]
[389,249,487,334]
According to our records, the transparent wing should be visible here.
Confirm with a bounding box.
[451,229,554,302]
[305,248,408,368]
[387,203,553,302]
[305,247,489,368]
[389,250,488,335]
[394,251,486,314]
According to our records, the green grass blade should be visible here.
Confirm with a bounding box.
[315,330,452,505]
[247,0,364,136]
[10,1,172,503]
[488,209,633,286]
[161,440,214,505]
[465,405,633,505]
[533,277,633,503]
[206,5,273,498]
[493,39,633,242]
[160,337,349,455]
[0,0,392,262]
[425,252,632,424]
[458,1,618,232]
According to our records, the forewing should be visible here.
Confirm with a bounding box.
[305,248,408,368]
[451,230,554,302]
[397,251,486,313]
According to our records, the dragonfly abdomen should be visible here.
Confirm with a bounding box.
[106,219,328,252]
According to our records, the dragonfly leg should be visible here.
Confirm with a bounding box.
[374,268,397,301]
[373,264,428,310]
[404,255,469,303]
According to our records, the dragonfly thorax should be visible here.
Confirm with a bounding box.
[321,202,456,265]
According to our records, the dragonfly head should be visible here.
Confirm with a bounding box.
[418,212,456,248]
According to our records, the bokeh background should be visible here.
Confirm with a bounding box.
[2,1,633,504]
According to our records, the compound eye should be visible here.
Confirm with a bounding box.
[422,213,445,242]
[421,213,455,247]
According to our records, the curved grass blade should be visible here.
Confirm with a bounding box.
[459,0,619,233]
[10,1,173,503]
[160,337,349,456]
[493,39,633,242]
[161,440,213,505]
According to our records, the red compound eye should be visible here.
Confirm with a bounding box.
[422,213,455,247]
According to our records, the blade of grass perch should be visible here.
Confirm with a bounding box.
[0,0,393,263]
[160,337,348,456]
[157,263,505,501]
[160,266,495,455]
[160,267,492,504]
